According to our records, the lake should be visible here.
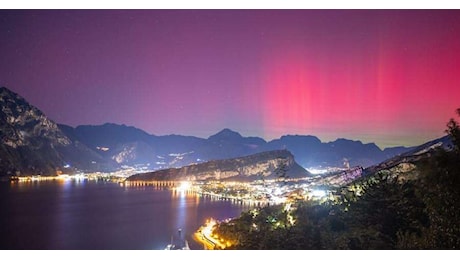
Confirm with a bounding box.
[0,180,251,250]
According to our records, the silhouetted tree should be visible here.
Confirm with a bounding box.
[446,108,460,153]
[412,108,460,249]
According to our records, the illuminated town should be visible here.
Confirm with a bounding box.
[120,165,365,249]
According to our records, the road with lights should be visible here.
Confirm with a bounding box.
[194,219,231,250]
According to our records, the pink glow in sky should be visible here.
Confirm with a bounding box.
[1,10,459,147]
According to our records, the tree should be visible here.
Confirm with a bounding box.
[412,107,460,249]
[446,108,460,153]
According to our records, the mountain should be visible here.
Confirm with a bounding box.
[59,123,159,165]
[382,146,413,158]
[204,128,267,159]
[262,135,413,168]
[59,123,208,168]
[0,87,112,176]
[126,150,310,182]
[61,123,415,170]
[0,86,418,175]
[402,135,452,156]
[363,135,452,178]
[59,125,269,170]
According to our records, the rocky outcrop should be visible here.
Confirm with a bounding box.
[0,87,71,149]
[0,86,112,176]
[127,150,311,182]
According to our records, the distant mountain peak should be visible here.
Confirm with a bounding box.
[279,134,322,143]
[208,128,243,141]
[333,138,363,144]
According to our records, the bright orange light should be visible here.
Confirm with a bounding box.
[177,181,191,192]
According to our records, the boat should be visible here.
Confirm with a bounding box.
[164,228,190,250]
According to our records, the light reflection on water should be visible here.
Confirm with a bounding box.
[177,191,188,234]
[0,180,251,250]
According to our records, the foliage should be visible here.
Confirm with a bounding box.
[212,108,460,249]
[413,110,460,249]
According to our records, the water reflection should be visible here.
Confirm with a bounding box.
[170,189,198,238]
[59,178,73,191]
[54,179,88,248]
[2,180,252,249]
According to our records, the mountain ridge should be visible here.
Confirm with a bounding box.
[61,122,415,169]
[1,86,418,176]
[0,87,113,175]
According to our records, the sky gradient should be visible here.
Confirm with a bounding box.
[1,10,459,148]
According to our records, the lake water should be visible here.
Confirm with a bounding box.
[0,180,251,250]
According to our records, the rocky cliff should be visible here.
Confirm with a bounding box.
[0,86,111,176]
[127,150,311,182]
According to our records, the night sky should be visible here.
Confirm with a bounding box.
[1,10,459,148]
